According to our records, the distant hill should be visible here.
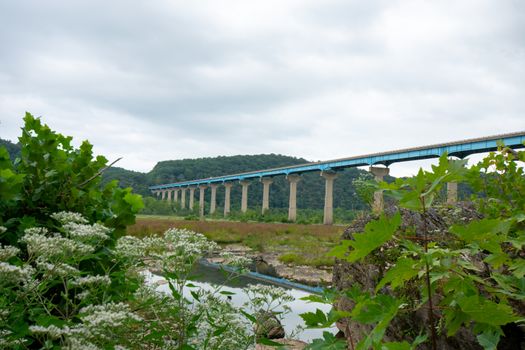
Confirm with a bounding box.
[0,138,370,210]
[142,154,369,211]
[0,138,21,161]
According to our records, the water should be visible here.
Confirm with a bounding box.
[145,263,337,343]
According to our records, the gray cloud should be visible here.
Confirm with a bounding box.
[0,0,524,175]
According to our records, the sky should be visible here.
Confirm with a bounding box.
[0,0,524,177]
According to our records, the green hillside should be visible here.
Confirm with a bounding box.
[146,154,370,211]
[0,138,369,210]
[0,138,21,161]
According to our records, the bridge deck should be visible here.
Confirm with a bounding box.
[149,131,525,190]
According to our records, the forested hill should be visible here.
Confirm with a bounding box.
[107,154,370,211]
[1,138,21,160]
[1,138,370,210]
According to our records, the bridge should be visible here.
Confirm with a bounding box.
[150,131,525,224]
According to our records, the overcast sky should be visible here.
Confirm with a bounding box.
[1,0,524,177]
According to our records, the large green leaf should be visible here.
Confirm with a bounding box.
[306,332,347,350]
[329,213,401,262]
[457,295,520,326]
[376,257,421,291]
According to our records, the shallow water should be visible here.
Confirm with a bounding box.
[146,264,337,343]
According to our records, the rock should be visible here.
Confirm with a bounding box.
[254,256,279,277]
[255,310,285,340]
[332,203,486,349]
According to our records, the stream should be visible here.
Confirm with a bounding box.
[146,263,337,343]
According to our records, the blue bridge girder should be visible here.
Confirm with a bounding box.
[149,131,525,190]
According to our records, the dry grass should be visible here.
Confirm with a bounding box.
[128,215,345,267]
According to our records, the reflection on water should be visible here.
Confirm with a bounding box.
[146,263,337,343]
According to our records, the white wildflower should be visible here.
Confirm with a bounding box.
[29,324,69,339]
[220,252,252,270]
[244,284,294,312]
[64,338,100,350]
[0,226,6,234]
[35,258,80,277]
[115,236,146,260]
[62,222,111,244]
[0,262,34,285]
[76,290,91,300]
[0,244,19,261]
[21,229,94,259]
[0,329,27,348]
[51,211,88,224]
[70,275,111,288]
[80,302,142,339]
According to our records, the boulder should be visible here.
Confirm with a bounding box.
[255,310,285,340]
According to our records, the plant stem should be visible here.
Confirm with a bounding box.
[421,199,437,350]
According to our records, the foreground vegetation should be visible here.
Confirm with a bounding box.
[1,114,523,349]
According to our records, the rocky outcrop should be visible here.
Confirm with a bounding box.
[332,203,488,349]
[255,310,285,340]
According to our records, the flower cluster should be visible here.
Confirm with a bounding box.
[220,252,252,271]
[51,211,88,224]
[244,284,294,314]
[0,243,19,261]
[0,262,34,285]
[21,228,94,260]
[62,222,111,244]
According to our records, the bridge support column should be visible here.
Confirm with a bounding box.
[447,182,458,204]
[180,188,186,209]
[199,185,207,220]
[173,189,179,204]
[189,187,196,211]
[322,171,338,225]
[161,190,166,200]
[224,182,233,216]
[287,174,301,222]
[369,166,389,213]
[167,190,172,202]
[261,177,273,214]
[210,184,218,214]
[240,180,250,213]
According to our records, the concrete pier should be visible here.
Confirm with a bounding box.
[261,177,273,214]
[224,182,233,216]
[167,190,172,202]
[240,180,250,213]
[189,187,196,211]
[161,190,166,200]
[321,171,338,225]
[369,166,389,213]
[287,174,301,222]
[174,189,179,204]
[210,184,218,214]
[180,188,186,209]
[447,182,458,204]
[199,185,207,220]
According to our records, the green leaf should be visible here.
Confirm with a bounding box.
[240,309,257,323]
[476,328,501,350]
[381,341,411,350]
[376,257,421,291]
[329,213,401,262]
[306,332,346,350]
[509,259,525,279]
[457,295,520,326]
[300,308,328,328]
[124,192,144,212]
